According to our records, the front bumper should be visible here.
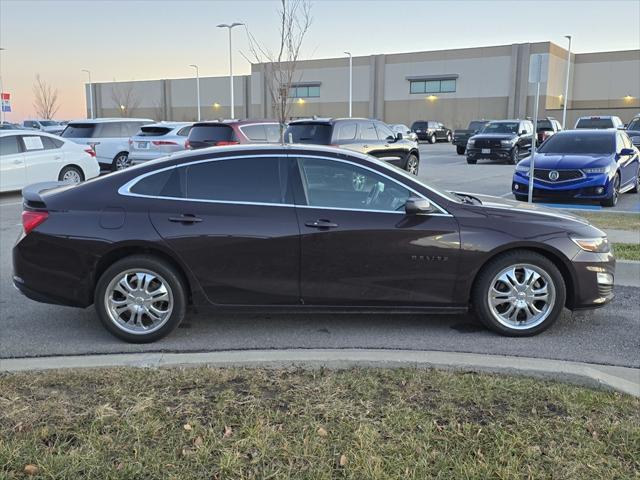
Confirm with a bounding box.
[512,173,612,199]
[570,250,615,309]
[466,146,513,160]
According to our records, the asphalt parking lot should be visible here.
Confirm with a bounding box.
[0,143,638,366]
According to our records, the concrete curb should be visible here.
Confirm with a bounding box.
[1,349,638,397]
[616,260,640,287]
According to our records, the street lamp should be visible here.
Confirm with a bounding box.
[561,35,572,129]
[81,69,93,119]
[217,22,244,119]
[189,64,201,121]
[344,51,352,117]
[0,47,6,124]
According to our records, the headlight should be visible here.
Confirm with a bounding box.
[583,167,610,174]
[515,164,530,173]
[467,139,475,146]
[500,139,514,146]
[571,236,610,253]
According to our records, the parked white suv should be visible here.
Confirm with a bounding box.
[61,118,153,171]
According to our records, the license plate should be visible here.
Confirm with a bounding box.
[482,148,491,154]
[416,130,422,133]
[137,141,148,149]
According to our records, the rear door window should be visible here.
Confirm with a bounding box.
[41,136,63,149]
[189,125,235,143]
[97,122,124,138]
[0,136,21,155]
[184,157,289,204]
[177,126,192,136]
[374,122,395,141]
[61,123,96,138]
[20,135,45,151]
[359,121,378,141]
[138,126,173,137]
[241,124,267,142]
[335,122,357,141]
[284,123,332,144]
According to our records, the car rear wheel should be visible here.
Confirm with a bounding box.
[446,132,452,143]
[112,152,130,171]
[601,174,620,207]
[429,134,436,144]
[58,165,84,184]
[95,255,187,343]
[472,250,565,336]
[405,154,419,175]
[456,146,466,155]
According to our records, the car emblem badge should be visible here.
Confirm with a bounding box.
[548,170,559,181]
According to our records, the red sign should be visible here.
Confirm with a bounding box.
[0,93,9,100]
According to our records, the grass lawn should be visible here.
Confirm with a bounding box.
[1,368,638,479]
[613,243,640,261]
[578,212,640,232]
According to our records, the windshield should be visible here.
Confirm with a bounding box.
[537,132,615,155]
[469,121,487,131]
[575,118,613,129]
[40,120,59,126]
[482,122,518,134]
[284,123,332,144]
[627,118,640,131]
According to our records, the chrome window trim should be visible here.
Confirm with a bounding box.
[118,153,452,217]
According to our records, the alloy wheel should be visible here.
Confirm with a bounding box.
[487,264,556,330]
[115,154,130,170]
[62,169,82,184]
[407,156,418,175]
[104,269,174,335]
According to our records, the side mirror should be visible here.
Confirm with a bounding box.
[405,197,433,215]
[395,132,403,140]
[619,148,635,156]
[520,130,527,135]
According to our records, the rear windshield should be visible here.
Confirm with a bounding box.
[482,122,519,134]
[575,118,614,129]
[61,123,96,138]
[411,122,428,130]
[137,126,173,137]
[468,121,487,131]
[284,123,332,144]
[189,124,234,142]
[538,132,615,155]
[537,119,553,131]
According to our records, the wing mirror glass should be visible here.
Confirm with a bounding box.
[619,148,635,156]
[520,130,527,135]
[405,197,433,215]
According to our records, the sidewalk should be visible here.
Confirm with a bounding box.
[1,349,638,397]
[608,229,640,244]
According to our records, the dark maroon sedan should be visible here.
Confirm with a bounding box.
[13,145,614,342]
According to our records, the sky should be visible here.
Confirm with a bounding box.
[1,0,639,121]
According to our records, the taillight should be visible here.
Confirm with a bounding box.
[215,140,240,146]
[185,140,191,149]
[128,138,133,146]
[22,211,49,235]
[84,147,96,157]
[152,140,179,146]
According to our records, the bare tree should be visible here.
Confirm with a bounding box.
[33,75,60,119]
[110,83,141,118]
[245,0,312,140]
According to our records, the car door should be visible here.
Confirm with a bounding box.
[518,121,533,154]
[617,133,638,187]
[147,155,300,305]
[292,155,460,306]
[93,122,124,165]
[374,122,406,167]
[436,123,446,140]
[19,134,63,184]
[358,120,385,158]
[0,135,26,191]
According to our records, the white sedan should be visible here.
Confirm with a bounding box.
[0,130,100,193]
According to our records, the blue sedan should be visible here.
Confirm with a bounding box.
[512,129,639,207]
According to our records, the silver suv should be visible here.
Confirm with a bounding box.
[129,122,193,165]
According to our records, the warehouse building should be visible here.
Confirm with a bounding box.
[87,41,640,129]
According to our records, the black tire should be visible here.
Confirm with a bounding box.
[472,250,566,337]
[630,168,639,193]
[508,146,519,165]
[600,174,620,207]
[112,152,130,171]
[514,194,527,202]
[405,153,419,175]
[446,132,452,143]
[58,165,85,184]
[466,157,477,165]
[456,145,466,155]
[95,255,187,343]
[429,134,436,144]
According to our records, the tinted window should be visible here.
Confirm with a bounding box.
[41,136,63,149]
[138,126,173,137]
[264,124,281,142]
[335,122,357,141]
[627,118,640,131]
[61,123,96,138]
[284,123,332,144]
[97,122,123,138]
[130,168,182,197]
[537,119,553,131]
[360,122,378,141]
[469,121,487,131]
[375,122,395,140]
[185,157,287,204]
[189,124,234,143]
[39,121,58,127]
[241,124,267,141]
[411,121,428,130]
[298,158,411,212]
[537,132,615,155]
[483,122,519,134]
[576,118,614,129]
[124,122,147,136]
[0,136,20,155]
[177,126,192,136]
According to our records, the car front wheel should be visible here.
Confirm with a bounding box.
[601,173,620,207]
[508,146,519,165]
[405,154,419,175]
[456,145,466,155]
[472,250,566,336]
[95,255,187,343]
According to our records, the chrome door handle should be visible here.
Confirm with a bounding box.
[168,214,202,223]
[305,219,338,229]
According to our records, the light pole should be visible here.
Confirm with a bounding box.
[189,64,201,121]
[561,35,572,129]
[0,47,6,124]
[217,22,244,119]
[81,69,93,119]
[344,51,352,117]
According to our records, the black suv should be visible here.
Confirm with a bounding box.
[410,120,452,143]
[466,119,534,165]
[285,118,420,174]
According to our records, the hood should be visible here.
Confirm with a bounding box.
[518,153,613,169]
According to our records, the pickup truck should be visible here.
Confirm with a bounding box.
[452,120,490,155]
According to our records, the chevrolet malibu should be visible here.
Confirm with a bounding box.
[13,145,615,343]
[512,129,639,207]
